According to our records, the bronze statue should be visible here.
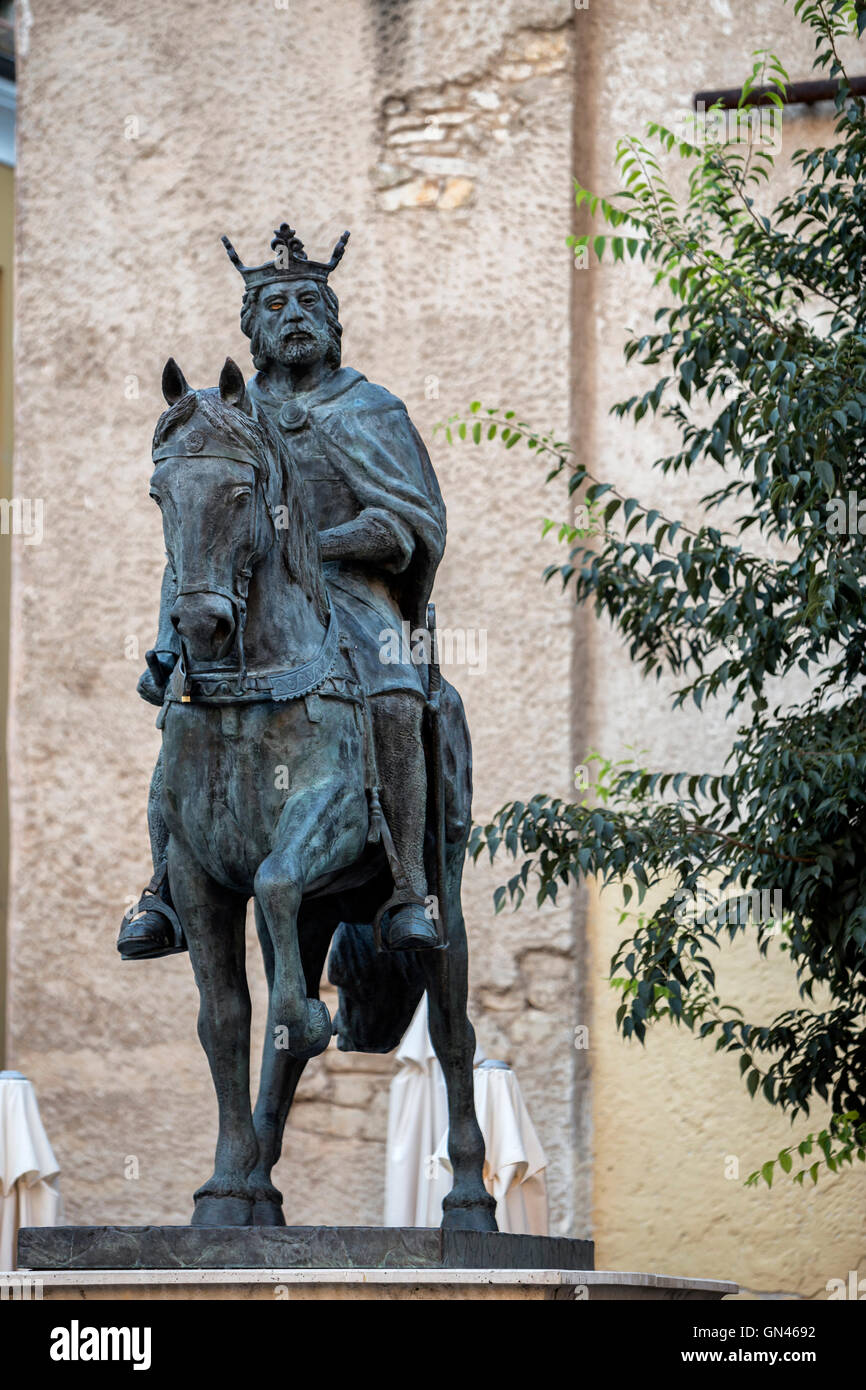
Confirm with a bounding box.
[115,223,497,1231]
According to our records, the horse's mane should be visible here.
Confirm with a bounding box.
[153,390,329,625]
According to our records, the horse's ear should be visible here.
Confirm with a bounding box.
[219,357,251,414]
[162,358,191,405]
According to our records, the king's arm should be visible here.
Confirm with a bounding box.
[137,561,181,706]
[319,507,414,570]
[315,398,445,595]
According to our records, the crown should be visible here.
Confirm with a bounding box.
[221,222,351,291]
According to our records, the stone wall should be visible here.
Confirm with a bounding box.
[0,156,12,1070]
[7,0,866,1295]
[577,0,866,1295]
[374,25,569,212]
[8,0,581,1233]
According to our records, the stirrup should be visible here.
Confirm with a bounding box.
[376,894,441,952]
[117,870,187,960]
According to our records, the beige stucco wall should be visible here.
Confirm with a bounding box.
[8,0,582,1235]
[6,0,865,1295]
[578,2,866,1295]
[0,157,12,1067]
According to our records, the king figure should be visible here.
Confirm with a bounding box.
[118,222,447,959]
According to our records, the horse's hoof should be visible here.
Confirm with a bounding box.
[441,1193,499,1233]
[286,998,332,1061]
[191,1194,253,1227]
[252,1199,286,1226]
[249,1176,285,1226]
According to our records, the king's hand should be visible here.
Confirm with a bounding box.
[138,649,178,706]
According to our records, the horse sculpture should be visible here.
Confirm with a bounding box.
[147,354,497,1232]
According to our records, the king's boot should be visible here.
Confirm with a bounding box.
[117,862,186,960]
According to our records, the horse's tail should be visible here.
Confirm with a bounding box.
[328,922,425,1053]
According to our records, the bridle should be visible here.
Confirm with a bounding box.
[153,411,340,709]
[155,449,268,700]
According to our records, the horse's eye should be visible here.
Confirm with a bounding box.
[231,489,252,505]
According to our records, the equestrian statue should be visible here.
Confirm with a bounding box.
[115,220,497,1232]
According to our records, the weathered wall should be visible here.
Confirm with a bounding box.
[8,0,866,1295]
[0,157,12,1069]
[578,0,866,1295]
[8,0,581,1233]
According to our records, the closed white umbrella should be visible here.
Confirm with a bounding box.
[432,1062,549,1234]
[384,1001,451,1226]
[0,1072,64,1270]
[385,998,549,1234]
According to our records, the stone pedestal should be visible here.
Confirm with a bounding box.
[2,1268,737,1301]
[11,1226,736,1301]
[18,1225,594,1272]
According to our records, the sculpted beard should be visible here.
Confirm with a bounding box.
[249,314,332,371]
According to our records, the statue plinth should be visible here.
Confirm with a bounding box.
[11,1227,737,1300]
[18,1225,594,1273]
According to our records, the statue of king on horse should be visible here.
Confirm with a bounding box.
[120,222,446,959]
[114,220,497,1230]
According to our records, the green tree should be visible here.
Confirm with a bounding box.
[445,0,866,1187]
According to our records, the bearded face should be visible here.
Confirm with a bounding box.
[246,278,340,372]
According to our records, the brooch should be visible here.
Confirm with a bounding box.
[278,402,309,432]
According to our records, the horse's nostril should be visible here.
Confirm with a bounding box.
[169,597,235,659]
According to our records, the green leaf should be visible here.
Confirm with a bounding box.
[457,0,866,1182]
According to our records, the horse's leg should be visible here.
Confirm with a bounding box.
[422,838,498,1233]
[167,836,258,1226]
[254,776,367,1062]
[249,899,337,1225]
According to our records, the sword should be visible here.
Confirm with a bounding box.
[426,602,448,948]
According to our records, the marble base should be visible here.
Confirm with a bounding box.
[18,1225,595,1273]
[1,1267,738,1301]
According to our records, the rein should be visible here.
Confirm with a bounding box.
[160,449,340,708]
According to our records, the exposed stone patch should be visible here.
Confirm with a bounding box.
[373,25,571,212]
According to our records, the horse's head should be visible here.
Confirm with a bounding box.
[149,357,275,665]
[150,357,326,672]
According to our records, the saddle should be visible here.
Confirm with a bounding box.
[118,605,455,960]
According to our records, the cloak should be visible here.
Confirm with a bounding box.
[248,367,446,696]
